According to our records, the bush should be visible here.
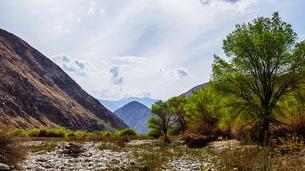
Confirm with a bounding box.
[102,131,112,137]
[0,135,27,168]
[27,129,40,137]
[147,129,162,138]
[182,132,217,148]
[12,129,27,137]
[27,129,66,137]
[45,129,66,137]
[231,125,262,145]
[168,126,181,136]
[289,114,305,139]
[115,128,138,136]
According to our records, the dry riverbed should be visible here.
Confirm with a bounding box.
[21,139,222,171]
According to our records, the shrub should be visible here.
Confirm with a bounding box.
[27,129,66,137]
[168,126,181,135]
[289,114,305,139]
[115,128,138,136]
[0,135,27,168]
[45,129,66,137]
[102,131,112,137]
[27,129,40,137]
[12,129,27,137]
[147,129,162,138]
[182,132,217,148]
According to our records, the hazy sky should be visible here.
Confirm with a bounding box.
[0,0,304,100]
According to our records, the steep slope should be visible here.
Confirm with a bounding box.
[114,101,152,134]
[101,97,159,111]
[181,82,209,97]
[0,28,127,131]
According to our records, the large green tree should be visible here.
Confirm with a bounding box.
[212,12,305,145]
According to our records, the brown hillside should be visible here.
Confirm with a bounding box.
[0,29,127,131]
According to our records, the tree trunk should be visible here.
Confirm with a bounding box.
[258,118,270,146]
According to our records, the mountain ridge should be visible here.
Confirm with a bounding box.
[101,97,159,112]
[0,28,127,131]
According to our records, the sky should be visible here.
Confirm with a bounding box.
[0,0,304,100]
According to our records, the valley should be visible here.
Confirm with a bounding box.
[0,3,304,171]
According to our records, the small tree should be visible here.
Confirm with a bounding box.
[212,12,305,145]
[167,96,188,133]
[184,85,221,133]
[148,101,176,143]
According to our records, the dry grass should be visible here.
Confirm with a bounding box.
[28,142,58,153]
[0,135,27,169]
[125,143,216,171]
[217,147,271,171]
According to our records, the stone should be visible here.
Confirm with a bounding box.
[0,163,10,171]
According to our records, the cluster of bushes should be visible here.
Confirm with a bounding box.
[12,128,138,138]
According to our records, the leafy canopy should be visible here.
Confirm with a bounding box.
[212,12,305,144]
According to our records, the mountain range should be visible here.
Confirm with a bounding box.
[114,101,152,134]
[0,28,127,131]
[100,97,159,112]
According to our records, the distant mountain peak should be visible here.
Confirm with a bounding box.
[114,101,152,134]
[100,96,159,112]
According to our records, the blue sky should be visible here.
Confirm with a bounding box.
[0,0,304,100]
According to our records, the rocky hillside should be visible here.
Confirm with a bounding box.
[114,101,152,134]
[0,29,127,131]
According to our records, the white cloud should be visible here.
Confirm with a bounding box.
[0,0,304,100]
[51,55,90,75]
[88,0,97,16]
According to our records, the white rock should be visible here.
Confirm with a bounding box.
[0,163,10,171]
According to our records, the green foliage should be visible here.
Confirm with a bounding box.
[27,129,41,137]
[168,126,181,136]
[12,129,27,137]
[167,96,188,132]
[27,129,66,137]
[184,85,222,132]
[19,129,112,138]
[114,128,138,136]
[147,129,162,138]
[148,101,176,142]
[212,12,305,145]
[102,131,112,137]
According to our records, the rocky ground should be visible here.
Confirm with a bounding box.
[20,140,220,171]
